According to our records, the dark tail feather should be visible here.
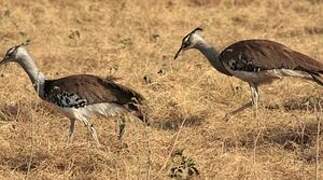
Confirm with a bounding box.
[127,100,150,125]
[132,109,149,124]
[310,72,323,86]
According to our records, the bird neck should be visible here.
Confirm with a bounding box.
[16,53,46,97]
[194,40,226,73]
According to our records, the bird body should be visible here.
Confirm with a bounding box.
[42,74,145,138]
[219,39,323,84]
[175,28,323,119]
[0,42,145,145]
[43,74,144,115]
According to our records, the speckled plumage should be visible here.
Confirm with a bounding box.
[0,44,146,145]
[42,74,144,112]
[175,28,323,119]
[219,39,323,76]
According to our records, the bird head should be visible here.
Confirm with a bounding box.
[174,27,203,60]
[0,40,30,66]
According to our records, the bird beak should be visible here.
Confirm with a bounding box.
[0,56,8,66]
[174,46,183,60]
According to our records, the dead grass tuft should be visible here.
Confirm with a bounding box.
[0,0,322,179]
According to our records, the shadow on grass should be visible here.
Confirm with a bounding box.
[150,107,206,131]
[0,101,64,123]
[266,96,323,112]
[152,114,204,131]
[1,150,107,177]
[1,152,49,172]
[55,161,100,178]
[0,103,33,122]
[148,100,206,131]
[224,121,322,153]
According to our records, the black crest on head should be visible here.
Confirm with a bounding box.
[191,27,203,34]
[181,27,203,48]
[5,47,17,56]
[4,39,31,58]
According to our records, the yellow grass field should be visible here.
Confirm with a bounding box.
[0,0,322,179]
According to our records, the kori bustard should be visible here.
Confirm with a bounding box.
[0,42,146,146]
[175,28,323,119]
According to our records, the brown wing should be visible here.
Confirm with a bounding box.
[219,39,323,73]
[43,74,144,108]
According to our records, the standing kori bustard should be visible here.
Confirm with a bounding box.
[175,28,323,119]
[0,42,147,146]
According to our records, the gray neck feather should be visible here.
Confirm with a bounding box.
[16,52,46,96]
[194,39,230,75]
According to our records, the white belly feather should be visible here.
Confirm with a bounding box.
[225,67,312,85]
[59,103,126,122]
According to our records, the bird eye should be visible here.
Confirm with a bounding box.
[182,41,191,48]
[5,47,16,57]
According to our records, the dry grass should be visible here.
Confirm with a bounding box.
[0,0,322,179]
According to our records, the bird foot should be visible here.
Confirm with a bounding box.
[114,139,128,150]
[223,113,234,122]
[65,136,74,147]
[120,142,128,149]
[252,110,257,119]
[64,142,72,149]
[95,142,102,148]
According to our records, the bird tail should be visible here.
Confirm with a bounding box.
[310,72,323,86]
[127,97,150,125]
[131,108,149,124]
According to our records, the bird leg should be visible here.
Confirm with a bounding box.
[250,83,259,118]
[82,119,100,147]
[224,101,253,121]
[115,114,129,149]
[88,124,100,147]
[116,114,126,141]
[224,83,259,121]
[67,118,76,144]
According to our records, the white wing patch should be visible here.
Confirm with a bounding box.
[60,103,126,122]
